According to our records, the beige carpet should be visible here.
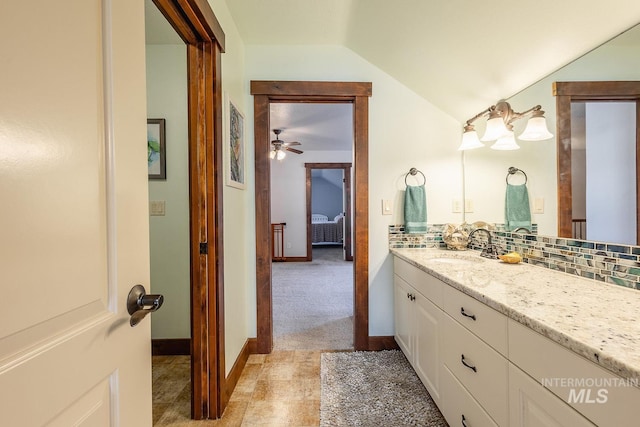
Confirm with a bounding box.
[272,246,354,350]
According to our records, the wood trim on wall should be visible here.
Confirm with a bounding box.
[553,81,640,240]
[221,338,257,405]
[152,0,225,420]
[251,81,372,354]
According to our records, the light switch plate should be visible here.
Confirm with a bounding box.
[150,200,166,216]
[533,197,544,214]
[452,199,462,213]
[382,199,392,215]
[465,199,474,213]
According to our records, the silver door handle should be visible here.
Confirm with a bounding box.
[127,284,164,327]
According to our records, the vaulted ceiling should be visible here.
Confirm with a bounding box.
[225,0,640,121]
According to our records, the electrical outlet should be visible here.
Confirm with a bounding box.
[286,242,292,249]
[452,199,462,213]
[534,197,544,214]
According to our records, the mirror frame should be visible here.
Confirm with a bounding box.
[554,81,640,241]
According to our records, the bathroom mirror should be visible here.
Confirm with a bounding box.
[462,23,640,245]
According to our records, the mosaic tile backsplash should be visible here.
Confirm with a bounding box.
[389,224,640,291]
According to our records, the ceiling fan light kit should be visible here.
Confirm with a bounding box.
[270,129,303,160]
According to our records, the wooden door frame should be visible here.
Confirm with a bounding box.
[305,163,353,261]
[152,0,226,419]
[554,81,640,243]
[251,81,372,353]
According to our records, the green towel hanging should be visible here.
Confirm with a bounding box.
[505,183,531,231]
[404,185,427,234]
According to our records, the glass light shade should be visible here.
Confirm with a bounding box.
[269,150,276,159]
[518,116,554,141]
[276,149,286,160]
[490,131,520,150]
[458,130,484,150]
[480,116,510,141]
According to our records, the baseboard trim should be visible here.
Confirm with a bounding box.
[221,338,257,407]
[152,338,191,356]
[368,336,400,351]
[283,257,308,262]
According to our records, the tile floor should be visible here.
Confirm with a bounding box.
[153,350,324,426]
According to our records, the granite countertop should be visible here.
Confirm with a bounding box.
[391,248,640,384]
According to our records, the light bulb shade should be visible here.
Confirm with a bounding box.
[490,131,520,150]
[276,149,286,160]
[458,129,484,150]
[481,116,510,141]
[518,116,554,141]
[269,150,276,159]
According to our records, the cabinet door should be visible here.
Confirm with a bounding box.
[510,364,595,427]
[414,291,442,406]
[394,275,414,357]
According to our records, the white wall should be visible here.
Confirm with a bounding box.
[146,44,191,339]
[209,0,254,376]
[271,151,352,257]
[464,36,640,236]
[246,45,462,335]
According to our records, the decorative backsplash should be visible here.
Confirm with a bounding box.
[389,224,640,291]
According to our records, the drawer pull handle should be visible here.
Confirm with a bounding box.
[460,307,476,320]
[462,414,469,427]
[461,354,477,372]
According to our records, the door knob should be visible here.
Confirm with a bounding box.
[127,284,164,327]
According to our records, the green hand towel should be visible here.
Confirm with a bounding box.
[505,183,531,231]
[404,185,427,234]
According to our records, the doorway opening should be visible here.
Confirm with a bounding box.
[251,80,372,353]
[554,81,640,244]
[147,0,226,420]
[306,163,353,262]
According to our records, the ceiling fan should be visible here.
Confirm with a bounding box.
[270,129,303,160]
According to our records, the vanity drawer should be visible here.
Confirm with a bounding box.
[509,319,640,426]
[394,257,443,307]
[441,364,498,427]
[442,313,509,426]
[443,284,508,355]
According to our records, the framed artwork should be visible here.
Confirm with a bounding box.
[226,97,245,189]
[147,118,166,180]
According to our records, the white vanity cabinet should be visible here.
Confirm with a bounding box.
[393,258,444,406]
[509,363,595,427]
[509,320,640,426]
[393,254,640,427]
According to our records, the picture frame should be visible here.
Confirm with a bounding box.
[147,118,166,180]
[226,97,245,189]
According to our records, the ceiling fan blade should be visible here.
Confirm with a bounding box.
[285,147,303,154]
[282,141,301,146]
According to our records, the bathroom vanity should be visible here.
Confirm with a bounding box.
[392,248,640,427]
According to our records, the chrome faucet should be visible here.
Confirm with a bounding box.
[513,227,531,234]
[468,228,499,259]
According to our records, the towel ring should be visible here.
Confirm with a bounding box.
[405,167,426,186]
[506,166,527,184]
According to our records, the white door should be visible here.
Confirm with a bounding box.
[0,1,152,426]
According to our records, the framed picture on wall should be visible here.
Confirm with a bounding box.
[226,96,245,189]
[147,118,166,180]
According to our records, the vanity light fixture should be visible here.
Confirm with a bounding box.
[458,100,554,151]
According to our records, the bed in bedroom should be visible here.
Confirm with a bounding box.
[311,214,344,244]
